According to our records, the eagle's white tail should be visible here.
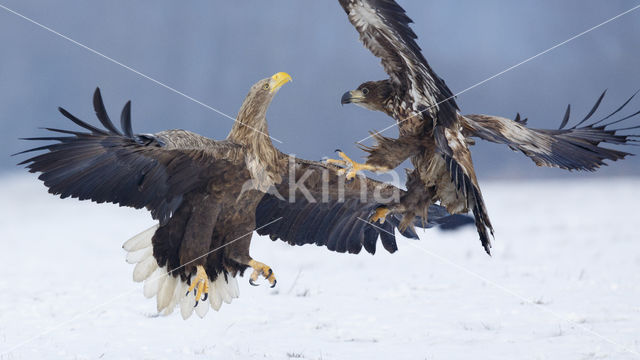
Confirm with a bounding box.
[122,225,240,319]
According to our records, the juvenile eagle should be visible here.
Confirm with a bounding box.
[333,0,639,254]
[18,73,466,319]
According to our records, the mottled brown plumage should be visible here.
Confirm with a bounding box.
[337,0,639,254]
[17,73,468,318]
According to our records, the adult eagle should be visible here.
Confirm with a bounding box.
[333,0,639,254]
[17,73,466,319]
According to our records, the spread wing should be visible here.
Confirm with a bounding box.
[16,88,243,224]
[255,158,468,255]
[462,91,640,171]
[338,0,457,119]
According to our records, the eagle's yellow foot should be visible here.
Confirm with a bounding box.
[326,150,385,180]
[186,265,209,306]
[248,259,277,288]
[370,206,390,224]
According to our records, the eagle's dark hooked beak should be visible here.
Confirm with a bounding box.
[341,89,366,105]
[341,91,353,105]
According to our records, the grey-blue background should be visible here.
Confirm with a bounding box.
[1,0,639,180]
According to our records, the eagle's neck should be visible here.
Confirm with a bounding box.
[228,95,283,186]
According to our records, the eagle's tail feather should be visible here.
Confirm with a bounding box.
[123,224,158,252]
[122,225,239,319]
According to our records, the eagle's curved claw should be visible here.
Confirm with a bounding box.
[248,259,277,288]
[186,265,209,307]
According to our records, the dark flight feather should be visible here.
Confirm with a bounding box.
[17,88,235,225]
[255,160,466,255]
[93,88,123,135]
[559,105,571,130]
[120,101,133,138]
[571,90,607,129]
[462,90,639,171]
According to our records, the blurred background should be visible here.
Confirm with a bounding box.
[1,3,639,357]
[1,0,639,180]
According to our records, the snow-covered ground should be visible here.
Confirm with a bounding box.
[0,174,639,360]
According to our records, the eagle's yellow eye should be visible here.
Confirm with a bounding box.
[263,83,270,90]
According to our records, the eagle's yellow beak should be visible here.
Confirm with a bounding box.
[269,72,292,93]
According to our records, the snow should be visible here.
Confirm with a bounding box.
[0,173,639,359]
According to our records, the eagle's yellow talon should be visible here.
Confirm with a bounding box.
[327,151,387,180]
[325,158,347,167]
[370,206,390,224]
[187,265,209,304]
[248,259,277,288]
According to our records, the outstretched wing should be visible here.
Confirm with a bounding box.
[16,88,243,224]
[255,158,469,255]
[338,0,458,119]
[461,91,639,171]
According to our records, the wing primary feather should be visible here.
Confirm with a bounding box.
[121,101,134,138]
[362,225,377,255]
[379,222,398,253]
[614,123,640,131]
[93,88,123,135]
[559,104,571,129]
[591,89,639,126]
[14,145,54,158]
[18,136,71,142]
[601,108,640,128]
[43,128,86,136]
[58,107,108,135]
[571,90,607,129]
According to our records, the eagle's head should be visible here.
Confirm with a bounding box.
[341,80,393,114]
[247,72,293,104]
[236,72,293,125]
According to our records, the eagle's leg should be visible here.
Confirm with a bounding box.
[326,151,388,180]
[370,206,391,224]
[248,259,277,288]
[224,223,277,288]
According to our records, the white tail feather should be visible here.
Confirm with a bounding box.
[156,273,177,312]
[122,224,158,251]
[162,281,185,316]
[124,225,241,318]
[126,246,153,264]
[195,296,209,318]
[209,284,223,311]
[228,276,240,298]
[143,267,165,299]
[133,256,158,283]
[217,277,233,304]
[180,292,196,320]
